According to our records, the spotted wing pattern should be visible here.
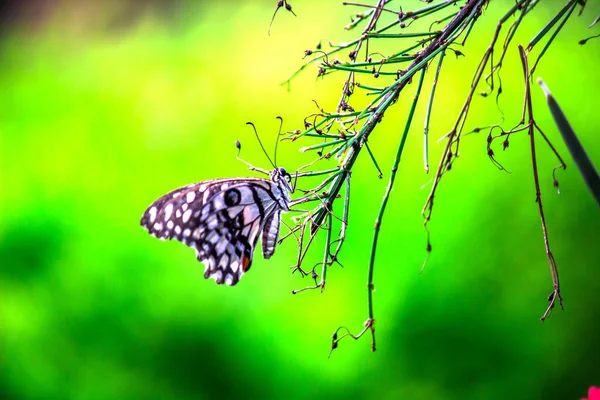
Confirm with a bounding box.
[141,171,291,286]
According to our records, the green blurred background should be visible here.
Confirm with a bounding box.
[1,1,599,399]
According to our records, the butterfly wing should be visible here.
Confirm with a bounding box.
[141,178,283,286]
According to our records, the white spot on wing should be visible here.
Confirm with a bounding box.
[164,204,173,221]
[153,222,163,230]
[183,228,191,237]
[148,207,157,223]
[182,209,192,223]
[186,191,196,203]
[182,203,188,212]
[211,270,223,283]
[231,261,240,274]
[174,225,181,235]
[175,209,182,218]
[167,221,174,229]
[225,273,234,286]
[219,254,229,269]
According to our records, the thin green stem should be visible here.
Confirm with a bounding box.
[527,0,576,51]
[518,44,563,321]
[529,0,578,75]
[367,68,426,351]
[424,50,446,173]
[367,32,441,39]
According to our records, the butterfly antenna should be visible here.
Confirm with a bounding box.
[273,116,284,168]
[245,121,276,169]
[235,139,270,176]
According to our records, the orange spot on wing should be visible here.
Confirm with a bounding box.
[241,255,251,272]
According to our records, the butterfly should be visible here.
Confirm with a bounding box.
[140,167,293,286]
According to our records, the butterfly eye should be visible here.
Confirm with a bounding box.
[276,167,291,181]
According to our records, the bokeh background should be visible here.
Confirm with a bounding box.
[1,1,599,399]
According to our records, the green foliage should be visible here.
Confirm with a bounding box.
[1,1,599,399]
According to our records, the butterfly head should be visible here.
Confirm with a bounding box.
[271,167,293,194]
